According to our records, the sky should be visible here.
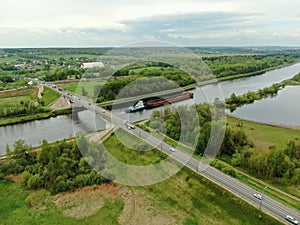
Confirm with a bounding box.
[1,0,300,47]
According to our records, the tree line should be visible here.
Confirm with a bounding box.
[0,137,111,194]
[149,102,251,157]
[43,68,84,81]
[96,76,180,103]
[225,83,283,111]
[231,138,300,185]
[0,101,49,118]
[225,72,300,111]
[203,55,296,78]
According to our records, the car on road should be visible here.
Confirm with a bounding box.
[285,215,299,225]
[169,147,175,152]
[253,193,262,200]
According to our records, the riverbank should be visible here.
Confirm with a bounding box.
[226,114,300,130]
[217,61,299,82]
[0,108,73,127]
[225,72,300,111]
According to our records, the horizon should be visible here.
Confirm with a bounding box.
[1,45,300,49]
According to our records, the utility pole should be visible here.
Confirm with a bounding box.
[259,186,267,210]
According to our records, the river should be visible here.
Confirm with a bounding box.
[227,85,300,127]
[114,63,300,122]
[1,63,300,154]
[0,110,106,154]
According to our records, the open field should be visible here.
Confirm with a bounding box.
[0,87,38,99]
[0,132,281,225]
[227,116,300,151]
[0,95,34,108]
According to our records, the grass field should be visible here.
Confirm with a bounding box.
[0,180,124,225]
[41,86,60,106]
[103,129,168,166]
[0,87,38,99]
[227,116,300,151]
[0,95,34,108]
[0,88,38,111]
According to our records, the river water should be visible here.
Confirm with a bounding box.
[0,110,106,154]
[227,85,300,127]
[115,63,300,122]
[1,63,300,154]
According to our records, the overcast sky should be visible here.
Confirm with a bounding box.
[1,0,300,47]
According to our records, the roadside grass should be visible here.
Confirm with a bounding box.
[41,86,60,106]
[235,173,300,210]
[103,129,167,166]
[137,117,300,211]
[104,131,281,225]
[140,166,281,225]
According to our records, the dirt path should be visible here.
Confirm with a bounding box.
[37,85,44,99]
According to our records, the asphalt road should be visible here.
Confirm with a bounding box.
[61,88,300,225]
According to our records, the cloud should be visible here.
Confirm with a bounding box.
[1,11,300,47]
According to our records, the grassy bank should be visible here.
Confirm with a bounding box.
[0,108,72,126]
[226,116,300,153]
[42,86,60,106]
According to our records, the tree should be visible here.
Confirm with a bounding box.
[5,144,11,156]
[81,86,88,96]
[21,171,32,188]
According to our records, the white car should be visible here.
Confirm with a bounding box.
[253,193,262,200]
[286,215,299,225]
[169,147,175,152]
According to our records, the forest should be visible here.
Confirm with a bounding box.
[203,55,297,78]
[0,137,111,195]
